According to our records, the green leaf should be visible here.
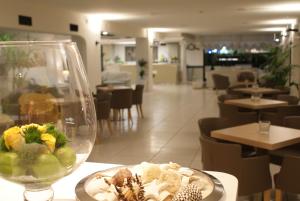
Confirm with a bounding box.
[44,124,67,148]
[55,133,67,148]
[23,126,42,144]
[0,137,8,152]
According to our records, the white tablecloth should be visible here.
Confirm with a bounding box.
[0,162,238,201]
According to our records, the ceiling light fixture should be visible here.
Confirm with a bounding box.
[101,31,108,36]
[148,28,175,33]
[264,3,300,12]
[255,27,286,32]
[259,18,298,25]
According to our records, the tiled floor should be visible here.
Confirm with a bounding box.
[88,84,285,200]
[88,85,218,169]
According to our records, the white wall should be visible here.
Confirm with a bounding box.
[157,43,179,62]
[0,0,102,92]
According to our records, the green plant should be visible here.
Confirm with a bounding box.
[114,56,123,64]
[260,45,298,87]
[137,59,147,79]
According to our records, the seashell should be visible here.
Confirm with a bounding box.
[158,169,181,193]
[172,184,202,201]
[181,176,190,187]
[144,180,160,200]
[112,168,132,187]
[178,167,194,177]
[159,190,172,201]
[141,163,161,184]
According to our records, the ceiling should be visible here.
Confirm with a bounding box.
[29,0,300,35]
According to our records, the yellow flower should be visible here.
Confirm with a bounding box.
[21,123,40,132]
[3,126,24,151]
[38,125,47,133]
[41,133,56,152]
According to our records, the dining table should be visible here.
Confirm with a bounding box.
[96,85,133,92]
[224,98,288,110]
[0,162,238,201]
[211,123,300,150]
[232,87,282,95]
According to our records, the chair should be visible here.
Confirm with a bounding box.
[277,95,299,105]
[94,92,113,135]
[18,92,59,124]
[237,71,255,83]
[200,136,272,198]
[132,85,144,118]
[274,155,300,201]
[110,89,133,122]
[269,116,300,165]
[226,84,248,96]
[198,117,257,157]
[261,105,300,126]
[60,101,85,127]
[198,117,257,138]
[218,102,258,122]
[212,74,230,91]
[217,94,241,103]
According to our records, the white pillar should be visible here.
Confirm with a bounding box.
[136,37,153,91]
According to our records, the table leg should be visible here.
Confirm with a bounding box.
[263,189,272,201]
[275,189,282,201]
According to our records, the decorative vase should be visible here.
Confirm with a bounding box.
[0,41,96,201]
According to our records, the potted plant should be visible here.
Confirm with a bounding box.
[260,45,299,91]
[137,59,147,84]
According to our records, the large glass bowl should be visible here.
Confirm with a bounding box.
[0,41,96,200]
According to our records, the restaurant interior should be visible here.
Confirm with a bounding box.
[0,0,300,201]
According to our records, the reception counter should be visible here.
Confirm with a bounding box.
[119,63,178,85]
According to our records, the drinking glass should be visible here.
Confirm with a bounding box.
[0,41,96,200]
[251,93,262,102]
[259,120,271,135]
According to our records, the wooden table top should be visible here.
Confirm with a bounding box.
[224,98,288,110]
[96,85,132,92]
[211,123,300,150]
[233,87,281,94]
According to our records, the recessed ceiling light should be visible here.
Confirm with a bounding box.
[255,27,286,32]
[259,18,298,25]
[264,3,300,12]
[148,28,175,32]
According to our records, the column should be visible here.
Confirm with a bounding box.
[136,37,153,91]
[180,40,187,83]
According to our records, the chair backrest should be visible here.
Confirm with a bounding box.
[200,135,272,196]
[217,94,241,103]
[198,117,257,138]
[277,105,300,116]
[198,117,234,138]
[94,92,112,120]
[226,84,249,96]
[212,74,230,90]
[276,155,300,193]
[237,71,255,82]
[110,89,133,109]
[60,101,85,126]
[200,135,241,174]
[132,85,144,105]
[277,95,299,105]
[283,116,300,129]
